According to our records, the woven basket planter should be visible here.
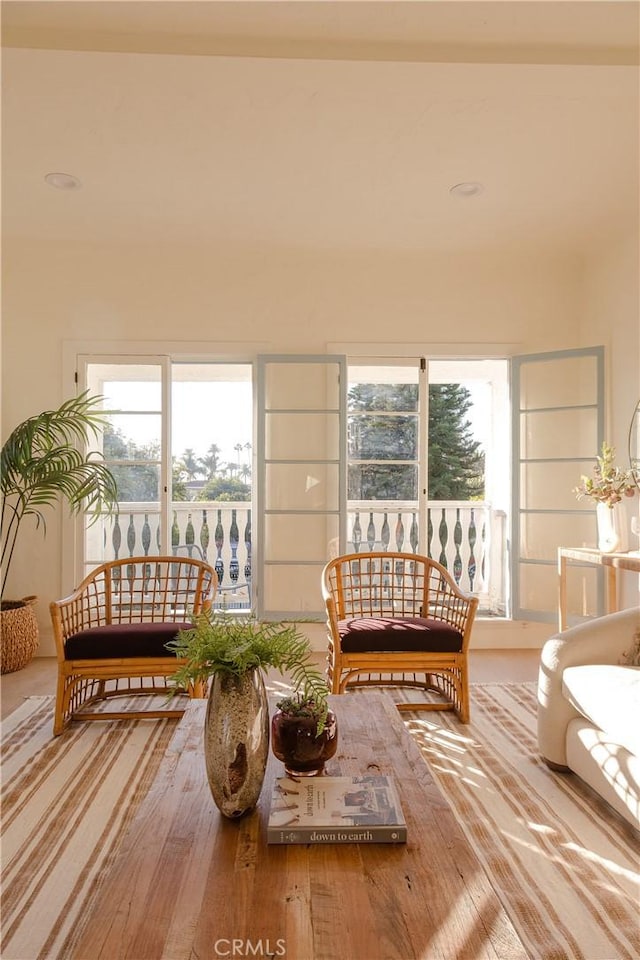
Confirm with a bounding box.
[1,597,39,674]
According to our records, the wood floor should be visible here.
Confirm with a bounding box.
[70,692,528,960]
[0,650,540,721]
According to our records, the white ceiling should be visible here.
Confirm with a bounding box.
[2,1,639,255]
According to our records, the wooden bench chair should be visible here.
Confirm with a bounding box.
[50,556,216,735]
[322,551,478,722]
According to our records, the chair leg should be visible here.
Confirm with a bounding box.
[458,667,470,724]
[53,671,69,736]
[328,643,342,694]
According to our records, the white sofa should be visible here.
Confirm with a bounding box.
[537,606,640,830]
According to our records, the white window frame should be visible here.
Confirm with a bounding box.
[62,339,268,596]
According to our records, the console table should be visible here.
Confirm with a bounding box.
[71,693,526,960]
[558,546,640,630]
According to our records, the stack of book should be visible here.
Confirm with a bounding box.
[267,774,407,844]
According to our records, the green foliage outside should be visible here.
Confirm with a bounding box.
[348,381,484,501]
[103,424,161,502]
[427,385,485,500]
[104,380,484,505]
[171,468,188,501]
[103,425,250,502]
[201,477,251,502]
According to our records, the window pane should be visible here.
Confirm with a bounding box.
[265,463,339,511]
[105,414,161,459]
[265,363,340,409]
[263,564,326,614]
[520,461,595,511]
[264,515,339,562]
[347,382,418,413]
[348,414,418,460]
[520,408,598,459]
[110,464,160,502]
[171,365,253,609]
[427,383,485,501]
[347,375,420,502]
[518,564,558,613]
[266,412,339,461]
[519,355,599,408]
[172,364,252,506]
[86,366,162,410]
[348,464,418,500]
[519,512,596,561]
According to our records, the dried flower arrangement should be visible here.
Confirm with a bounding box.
[574,442,637,509]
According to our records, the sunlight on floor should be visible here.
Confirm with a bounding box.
[562,842,639,883]
[406,719,490,788]
[526,821,556,835]
[503,827,640,895]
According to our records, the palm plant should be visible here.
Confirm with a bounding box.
[199,443,222,479]
[179,448,201,482]
[1,391,118,600]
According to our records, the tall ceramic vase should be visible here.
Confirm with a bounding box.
[596,502,628,553]
[204,668,270,819]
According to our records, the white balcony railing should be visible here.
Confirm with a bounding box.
[90,500,507,615]
[346,502,506,615]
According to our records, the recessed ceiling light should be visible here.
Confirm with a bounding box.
[45,172,82,190]
[449,181,484,198]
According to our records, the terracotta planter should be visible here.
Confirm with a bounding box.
[271,707,338,778]
[0,596,39,674]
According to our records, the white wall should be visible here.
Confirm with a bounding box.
[580,230,639,449]
[580,230,640,607]
[5,234,637,653]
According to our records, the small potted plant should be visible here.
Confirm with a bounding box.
[167,612,331,816]
[271,690,338,778]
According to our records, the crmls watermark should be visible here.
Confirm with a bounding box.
[214,939,286,957]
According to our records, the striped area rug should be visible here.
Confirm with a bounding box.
[1,697,178,960]
[397,683,639,960]
[1,688,638,960]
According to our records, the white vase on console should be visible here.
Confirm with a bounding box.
[596,502,628,553]
[632,516,640,553]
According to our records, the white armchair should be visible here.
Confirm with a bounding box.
[537,606,640,830]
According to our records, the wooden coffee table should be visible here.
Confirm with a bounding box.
[72,692,526,960]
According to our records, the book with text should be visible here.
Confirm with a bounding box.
[267,774,407,844]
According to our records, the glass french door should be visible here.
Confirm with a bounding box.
[78,357,253,608]
[346,358,509,612]
[82,357,168,582]
[256,355,346,620]
[512,346,604,623]
[346,360,426,553]
[75,348,603,624]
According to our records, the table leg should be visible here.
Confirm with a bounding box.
[558,553,568,631]
[605,565,618,614]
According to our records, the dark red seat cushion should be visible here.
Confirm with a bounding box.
[337,617,462,654]
[64,622,191,660]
